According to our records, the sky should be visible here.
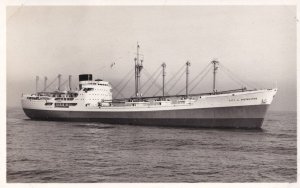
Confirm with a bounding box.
[6,6,296,111]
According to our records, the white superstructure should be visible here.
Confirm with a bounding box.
[22,77,113,110]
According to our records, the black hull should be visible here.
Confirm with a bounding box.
[23,105,269,129]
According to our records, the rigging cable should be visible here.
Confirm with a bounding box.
[219,64,246,87]
[175,62,211,95]
[141,69,163,96]
[111,83,125,98]
[166,69,186,94]
[152,63,186,96]
[219,64,260,89]
[111,68,134,98]
[140,66,162,91]
[114,75,133,98]
[44,77,58,91]
[113,68,134,89]
[59,79,69,90]
[142,68,165,93]
[189,63,211,85]
[218,69,245,88]
[164,63,186,86]
[189,66,213,93]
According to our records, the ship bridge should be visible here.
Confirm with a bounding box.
[77,74,113,107]
[79,74,110,89]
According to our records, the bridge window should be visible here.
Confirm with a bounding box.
[83,88,94,92]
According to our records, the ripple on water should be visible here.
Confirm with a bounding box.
[6,108,297,182]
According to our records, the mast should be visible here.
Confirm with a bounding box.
[35,76,39,93]
[211,59,219,94]
[43,76,47,91]
[162,62,166,97]
[186,61,191,98]
[58,74,62,91]
[134,43,143,97]
[68,75,72,91]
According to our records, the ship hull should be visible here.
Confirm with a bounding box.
[23,104,269,129]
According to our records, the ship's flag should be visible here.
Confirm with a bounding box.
[110,62,116,68]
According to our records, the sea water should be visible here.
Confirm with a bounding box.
[6,107,296,182]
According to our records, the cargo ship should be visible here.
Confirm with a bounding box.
[21,44,277,129]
